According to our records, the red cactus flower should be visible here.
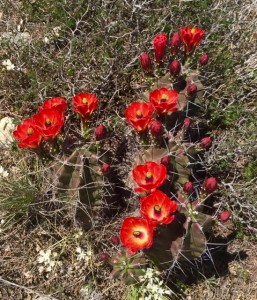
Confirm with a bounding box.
[132,161,167,193]
[203,177,217,194]
[149,119,163,137]
[72,92,98,120]
[200,137,212,149]
[153,33,167,63]
[33,109,64,139]
[95,124,107,141]
[170,32,181,54]
[13,118,42,149]
[199,53,209,66]
[183,181,194,193]
[180,26,205,54]
[218,211,231,222]
[125,102,154,132]
[140,52,152,73]
[187,84,198,96]
[149,87,178,115]
[120,217,154,253]
[169,60,181,77]
[39,97,67,114]
[140,190,177,226]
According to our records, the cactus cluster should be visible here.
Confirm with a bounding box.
[13,25,227,287]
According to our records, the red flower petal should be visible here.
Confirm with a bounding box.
[120,217,154,253]
[13,118,42,149]
[132,161,167,193]
[72,92,98,120]
[125,102,154,132]
[140,190,177,225]
[33,108,64,139]
[149,87,178,115]
[180,26,205,54]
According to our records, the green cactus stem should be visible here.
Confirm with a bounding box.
[110,249,147,285]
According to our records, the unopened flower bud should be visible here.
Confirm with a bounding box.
[140,52,152,73]
[161,156,170,167]
[183,181,194,193]
[149,120,163,137]
[170,32,181,54]
[203,177,217,194]
[183,117,191,128]
[169,60,181,76]
[199,53,209,66]
[187,84,198,96]
[200,137,212,149]
[218,211,231,222]
[99,252,109,261]
[101,163,110,174]
[110,235,120,245]
[95,124,107,141]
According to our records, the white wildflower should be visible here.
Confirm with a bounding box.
[2,59,15,71]
[37,249,61,273]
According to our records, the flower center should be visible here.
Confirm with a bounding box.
[191,28,196,34]
[27,127,33,135]
[136,110,143,118]
[45,118,52,126]
[154,205,161,213]
[145,171,153,182]
[82,97,88,104]
[161,94,167,103]
[133,231,142,238]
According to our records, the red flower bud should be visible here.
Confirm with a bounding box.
[199,53,209,66]
[95,124,107,141]
[169,60,181,76]
[110,235,120,245]
[140,52,152,73]
[170,32,181,54]
[161,156,170,167]
[187,84,198,96]
[101,163,110,174]
[218,211,231,222]
[200,137,212,149]
[99,252,109,261]
[204,177,217,194]
[183,117,191,128]
[149,119,163,137]
[183,181,194,193]
[153,33,167,64]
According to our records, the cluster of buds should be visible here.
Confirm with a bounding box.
[140,26,208,76]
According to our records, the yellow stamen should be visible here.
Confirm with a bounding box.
[82,97,88,104]
[191,28,196,34]
[45,118,51,125]
[136,110,142,117]
[154,205,161,212]
[27,128,33,135]
[161,94,167,102]
[133,231,141,237]
[146,171,153,179]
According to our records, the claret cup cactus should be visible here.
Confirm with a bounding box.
[13,25,226,288]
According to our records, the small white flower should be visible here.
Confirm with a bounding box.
[37,249,51,264]
[2,59,15,71]
[2,170,9,177]
[0,166,4,174]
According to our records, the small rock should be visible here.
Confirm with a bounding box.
[0,117,15,148]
